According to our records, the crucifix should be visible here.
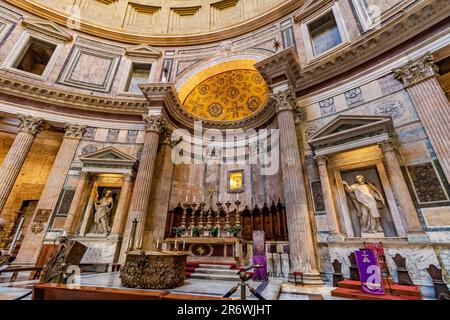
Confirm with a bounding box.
[189,98,203,113]
[227,102,244,118]
[362,250,370,263]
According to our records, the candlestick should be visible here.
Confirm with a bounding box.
[193,195,196,202]
[183,240,186,251]
[185,195,188,202]
[156,238,159,250]
[175,239,178,252]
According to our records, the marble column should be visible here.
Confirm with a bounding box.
[143,127,174,247]
[0,115,45,213]
[316,155,341,237]
[111,173,134,235]
[14,124,86,265]
[64,171,90,235]
[395,53,450,184]
[124,114,166,250]
[272,87,322,284]
[378,140,423,235]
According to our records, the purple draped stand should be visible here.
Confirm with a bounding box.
[252,256,268,281]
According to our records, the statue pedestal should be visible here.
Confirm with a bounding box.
[361,232,385,239]
[120,250,189,289]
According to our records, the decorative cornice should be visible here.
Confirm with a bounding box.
[64,124,86,140]
[0,73,149,114]
[294,0,449,92]
[255,47,301,88]
[125,44,162,59]
[17,114,45,135]
[394,53,439,86]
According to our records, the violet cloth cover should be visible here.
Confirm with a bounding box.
[355,249,385,295]
[252,255,268,281]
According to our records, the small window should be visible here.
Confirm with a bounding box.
[126,63,151,93]
[308,10,342,56]
[13,38,57,76]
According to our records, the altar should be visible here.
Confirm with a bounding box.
[164,237,240,264]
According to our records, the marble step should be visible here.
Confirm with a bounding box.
[197,264,233,270]
[194,268,238,275]
[189,273,240,281]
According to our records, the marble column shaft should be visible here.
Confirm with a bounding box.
[0,115,45,213]
[395,53,450,183]
[64,171,90,234]
[14,124,85,264]
[111,174,133,235]
[126,114,165,250]
[273,88,321,282]
[379,141,423,233]
[316,156,341,235]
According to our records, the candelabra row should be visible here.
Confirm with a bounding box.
[178,200,243,237]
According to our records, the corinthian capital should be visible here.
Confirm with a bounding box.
[64,124,87,139]
[270,87,299,113]
[378,140,396,153]
[315,155,328,166]
[143,114,166,134]
[160,125,174,146]
[394,53,439,86]
[18,115,45,136]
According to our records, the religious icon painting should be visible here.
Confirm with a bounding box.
[227,170,245,193]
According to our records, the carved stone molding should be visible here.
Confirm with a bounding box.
[315,155,328,166]
[17,115,45,136]
[143,114,166,134]
[270,87,298,114]
[64,124,87,140]
[394,53,439,86]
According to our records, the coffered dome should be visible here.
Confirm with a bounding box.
[5,0,302,45]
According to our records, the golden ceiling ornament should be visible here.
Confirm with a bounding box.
[182,69,268,122]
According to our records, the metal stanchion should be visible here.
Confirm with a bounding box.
[223,265,266,300]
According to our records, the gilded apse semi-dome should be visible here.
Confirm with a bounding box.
[4,0,302,45]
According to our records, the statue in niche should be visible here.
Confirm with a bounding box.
[343,175,385,234]
[93,190,113,234]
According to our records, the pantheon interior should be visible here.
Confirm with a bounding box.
[0,0,449,301]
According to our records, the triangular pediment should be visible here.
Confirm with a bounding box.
[294,0,327,22]
[308,115,394,149]
[22,17,73,42]
[79,147,137,167]
[125,44,162,59]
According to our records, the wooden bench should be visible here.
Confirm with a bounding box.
[0,266,43,282]
[32,283,231,300]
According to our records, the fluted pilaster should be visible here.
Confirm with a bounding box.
[316,155,341,236]
[272,88,322,284]
[111,173,134,235]
[14,124,86,264]
[395,53,450,184]
[64,171,90,234]
[125,114,166,250]
[378,140,423,234]
[0,115,45,213]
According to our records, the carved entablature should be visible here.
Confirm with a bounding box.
[394,53,439,86]
[64,124,87,140]
[307,115,394,156]
[18,114,45,136]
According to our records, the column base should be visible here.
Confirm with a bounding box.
[407,232,430,243]
[302,272,324,286]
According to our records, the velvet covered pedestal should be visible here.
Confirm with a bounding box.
[252,256,268,281]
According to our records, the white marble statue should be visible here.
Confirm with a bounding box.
[93,190,113,234]
[343,175,385,234]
